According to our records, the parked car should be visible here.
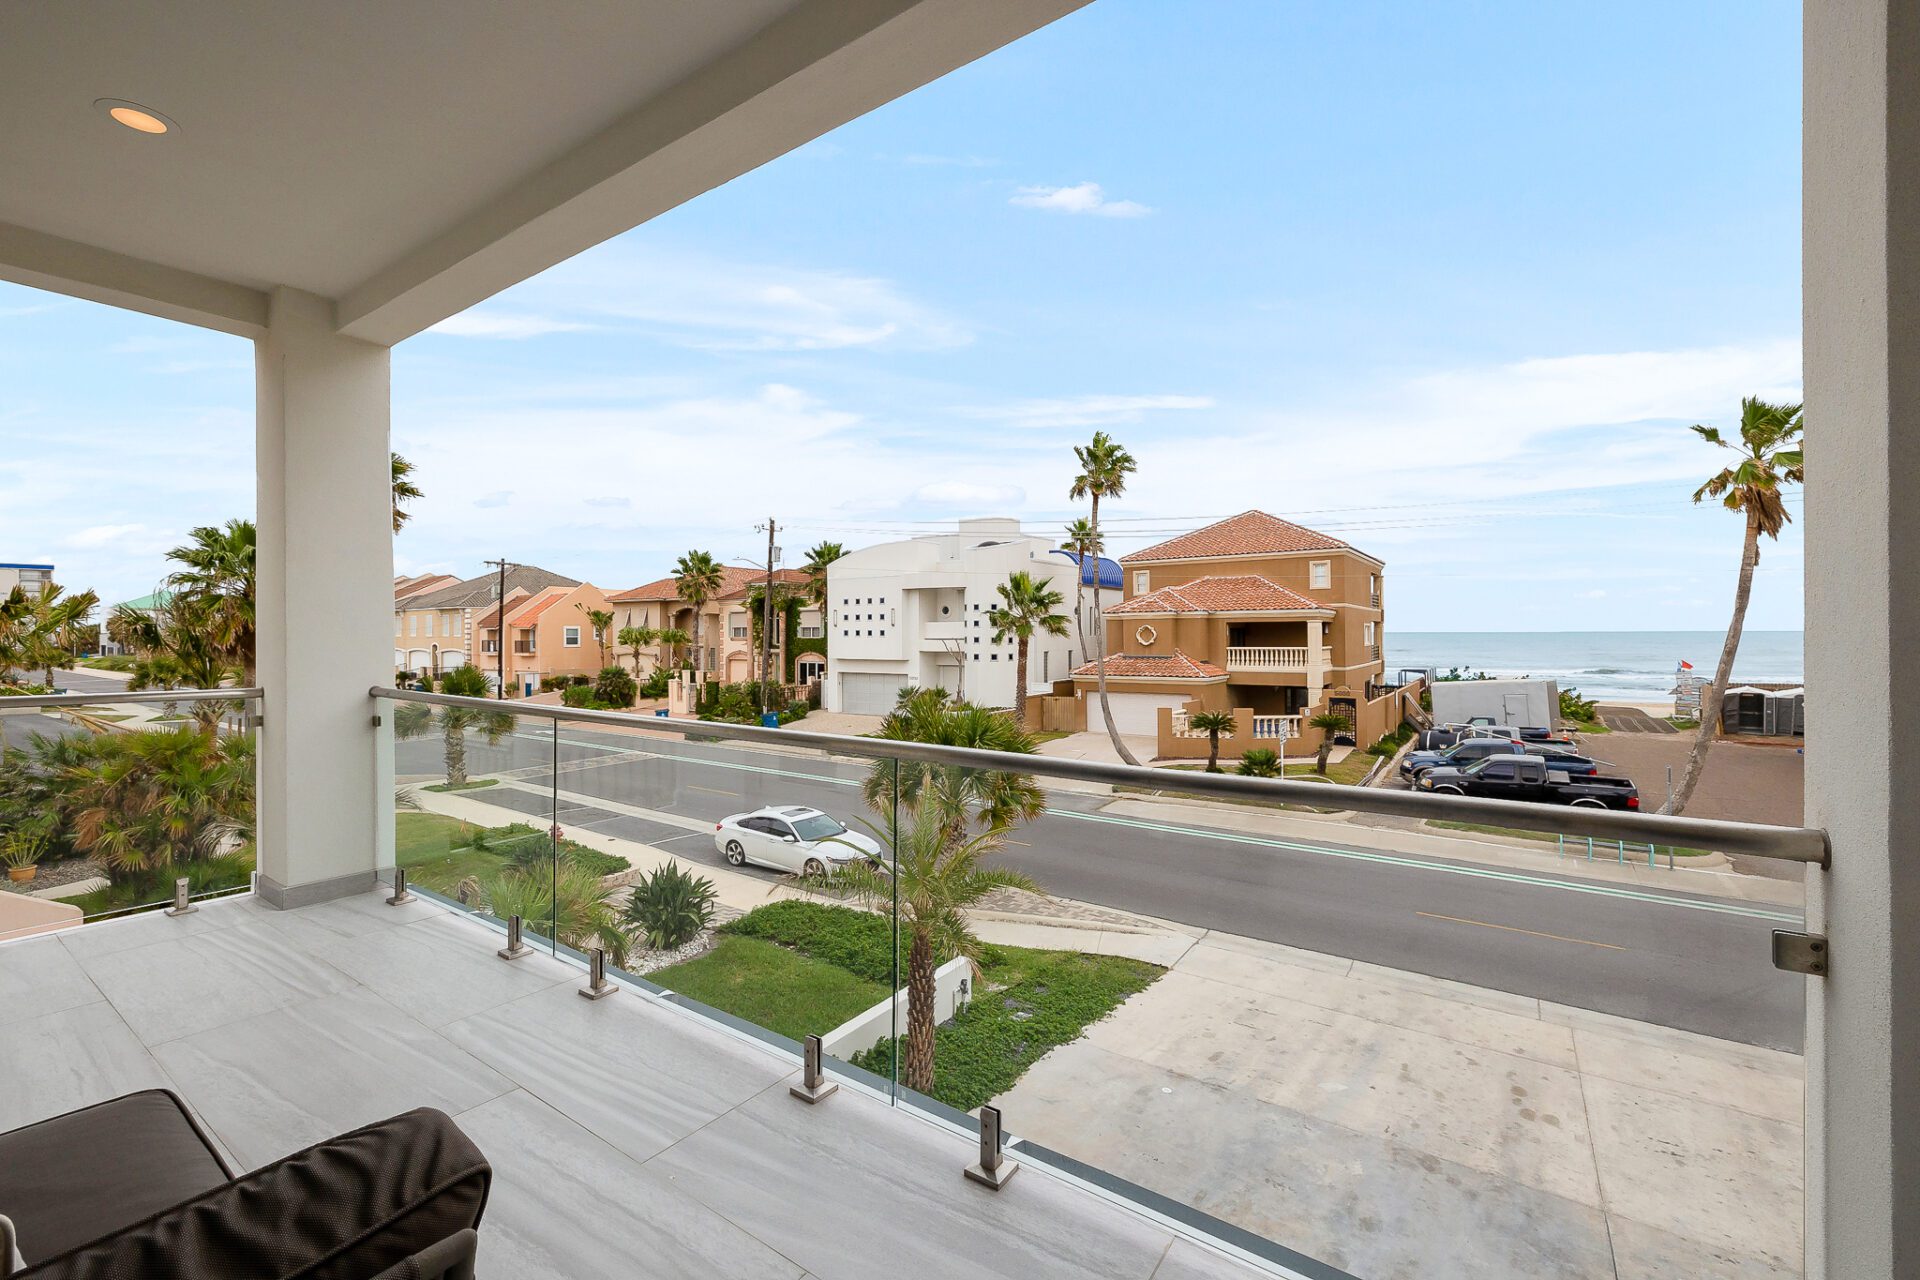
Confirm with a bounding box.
[713,806,883,874]
[1401,739,1604,780]
[1416,755,1641,808]
[1418,719,1575,751]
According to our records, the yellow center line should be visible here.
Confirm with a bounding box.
[688,785,733,797]
[1415,911,1625,951]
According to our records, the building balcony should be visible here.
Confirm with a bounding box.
[0,688,1823,1279]
[1224,646,1333,672]
[921,620,967,644]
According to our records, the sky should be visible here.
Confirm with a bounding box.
[0,0,1803,631]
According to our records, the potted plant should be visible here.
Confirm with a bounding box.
[4,826,50,883]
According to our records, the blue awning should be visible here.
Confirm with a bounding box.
[1049,549,1122,589]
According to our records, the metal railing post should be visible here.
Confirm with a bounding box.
[579,947,617,1000]
[164,876,196,917]
[964,1104,1018,1189]
[386,867,414,906]
[497,913,531,961]
[790,1034,838,1104]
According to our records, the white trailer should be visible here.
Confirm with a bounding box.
[1428,678,1560,731]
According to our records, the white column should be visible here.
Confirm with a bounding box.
[1805,5,1920,1275]
[254,288,394,907]
[1306,619,1326,706]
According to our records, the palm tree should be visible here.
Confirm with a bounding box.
[393,664,512,786]
[0,586,33,682]
[672,551,726,679]
[1306,711,1353,774]
[1186,710,1237,772]
[618,624,657,675]
[655,627,690,671]
[860,689,1047,842]
[1666,398,1805,814]
[165,519,256,684]
[117,599,237,728]
[1235,747,1281,778]
[987,571,1070,723]
[480,859,633,966]
[578,605,615,668]
[1070,431,1140,765]
[17,584,99,686]
[38,725,255,877]
[391,452,424,533]
[802,541,846,609]
[1061,517,1102,660]
[822,801,1037,1094]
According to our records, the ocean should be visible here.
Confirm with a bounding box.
[1386,631,1804,703]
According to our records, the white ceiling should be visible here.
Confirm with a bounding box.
[0,0,1087,343]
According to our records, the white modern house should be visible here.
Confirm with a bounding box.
[824,519,1095,715]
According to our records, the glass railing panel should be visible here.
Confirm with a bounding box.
[389,694,560,944]
[878,737,1807,1280]
[0,688,259,936]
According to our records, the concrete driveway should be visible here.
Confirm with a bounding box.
[1001,930,1803,1280]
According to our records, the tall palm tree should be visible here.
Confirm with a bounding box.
[578,605,615,668]
[17,584,98,686]
[1061,517,1102,661]
[391,452,424,533]
[116,599,236,728]
[672,551,726,679]
[987,571,1070,723]
[1070,431,1140,765]
[618,624,657,675]
[393,664,512,786]
[165,519,256,684]
[1666,398,1805,814]
[802,541,846,609]
[1306,711,1353,774]
[821,802,1036,1095]
[1186,710,1237,773]
[655,627,690,670]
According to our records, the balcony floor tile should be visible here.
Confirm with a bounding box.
[314,911,581,1027]
[0,928,103,1028]
[152,985,516,1169]
[0,999,171,1134]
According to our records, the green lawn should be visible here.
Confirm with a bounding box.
[1284,752,1377,785]
[660,900,1164,1111]
[424,778,499,793]
[394,812,627,893]
[648,935,890,1041]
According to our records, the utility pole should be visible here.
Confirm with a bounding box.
[755,519,779,719]
[483,558,516,699]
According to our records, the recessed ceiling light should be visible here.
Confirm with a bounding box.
[94,98,176,136]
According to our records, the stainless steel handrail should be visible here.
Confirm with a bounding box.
[1,687,262,710]
[372,686,1830,867]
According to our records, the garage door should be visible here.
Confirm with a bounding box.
[839,672,902,716]
[1086,693,1188,736]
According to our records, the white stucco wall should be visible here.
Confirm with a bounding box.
[819,954,974,1060]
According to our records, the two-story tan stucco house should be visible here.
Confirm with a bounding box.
[607,566,821,684]
[1069,510,1418,758]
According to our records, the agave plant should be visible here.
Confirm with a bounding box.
[623,860,719,950]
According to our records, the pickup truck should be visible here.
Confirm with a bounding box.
[1400,738,1603,779]
[1417,719,1576,751]
[1416,755,1641,809]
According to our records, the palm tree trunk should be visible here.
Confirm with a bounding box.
[904,927,938,1094]
[1088,494,1142,766]
[1317,742,1331,774]
[1014,638,1029,724]
[445,719,468,787]
[1667,511,1761,814]
[1206,732,1221,773]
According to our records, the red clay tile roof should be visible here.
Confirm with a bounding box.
[505,586,574,626]
[1069,649,1227,680]
[1121,510,1351,563]
[394,573,459,604]
[609,565,808,604]
[1105,575,1327,615]
[472,588,532,630]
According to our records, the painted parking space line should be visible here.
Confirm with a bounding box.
[495,727,1800,924]
[1415,911,1624,950]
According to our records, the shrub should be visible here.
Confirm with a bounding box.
[623,860,718,950]
[639,668,671,699]
[778,703,808,724]
[560,684,605,710]
[724,900,902,983]
[1236,747,1282,777]
[1559,687,1599,723]
[480,822,628,878]
[594,665,637,709]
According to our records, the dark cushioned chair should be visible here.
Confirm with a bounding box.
[0,1091,489,1279]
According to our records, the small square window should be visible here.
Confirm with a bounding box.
[1133,570,1149,595]
[563,626,581,646]
[1309,560,1332,590]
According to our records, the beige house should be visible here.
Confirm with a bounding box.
[1066,510,1419,757]
[609,566,820,683]
[392,565,579,682]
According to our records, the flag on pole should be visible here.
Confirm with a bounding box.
[1677,659,1694,671]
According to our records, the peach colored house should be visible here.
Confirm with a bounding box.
[394,564,583,685]
[1067,511,1419,758]
[472,581,613,695]
[608,565,820,683]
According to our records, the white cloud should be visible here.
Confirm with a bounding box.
[473,491,514,508]
[452,244,971,353]
[427,312,594,340]
[65,523,150,549]
[1010,182,1152,218]
[965,393,1214,430]
[912,481,1026,509]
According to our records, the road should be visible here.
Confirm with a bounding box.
[396,719,1806,1051]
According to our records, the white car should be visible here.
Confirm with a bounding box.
[713,806,883,875]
